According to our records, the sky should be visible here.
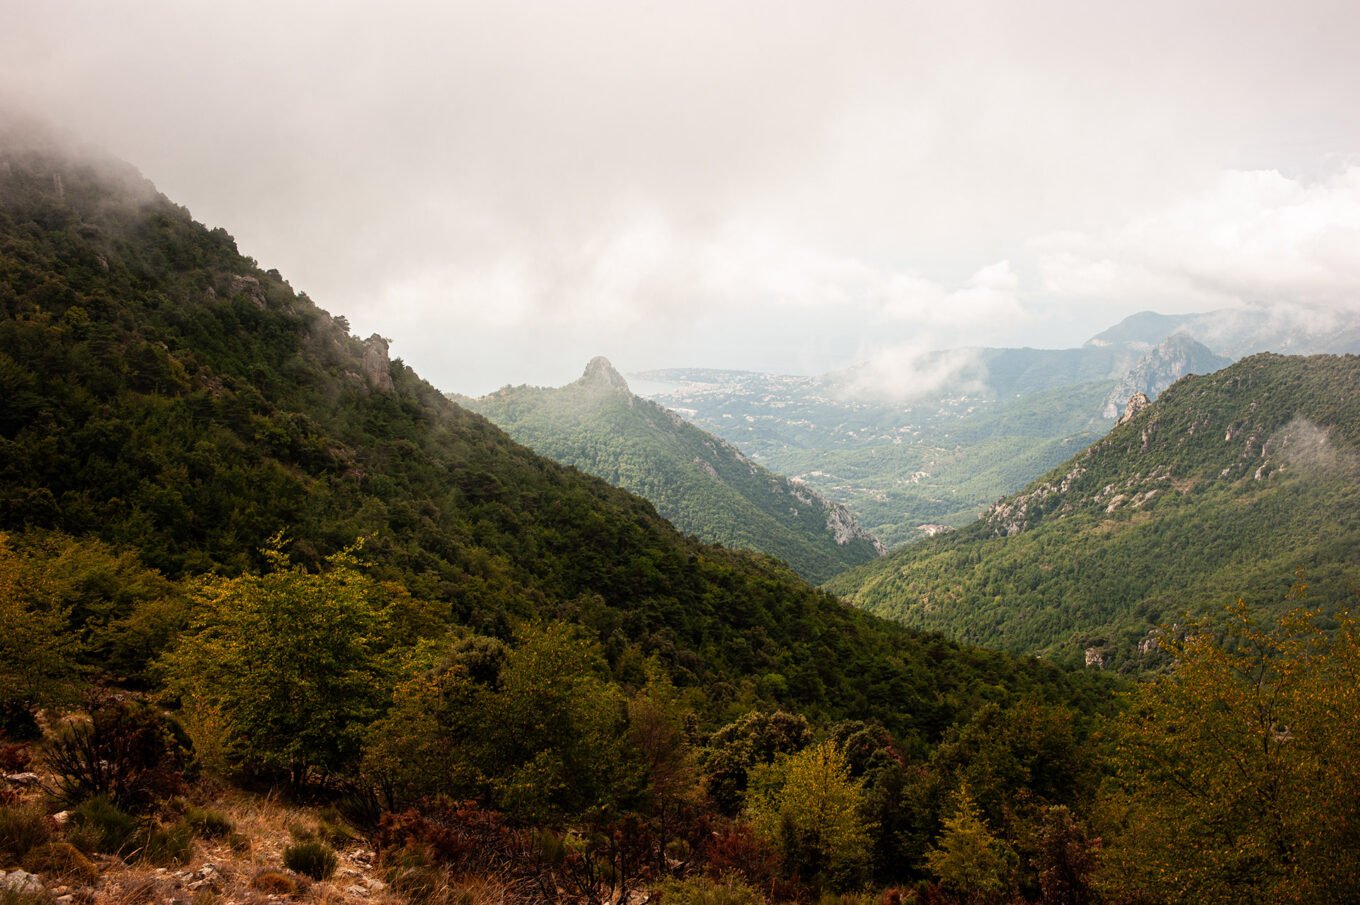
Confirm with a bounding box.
[3,0,1359,395]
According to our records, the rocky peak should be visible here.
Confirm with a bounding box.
[578,356,631,394]
[1103,334,1230,418]
[362,334,394,394]
[1119,392,1150,425]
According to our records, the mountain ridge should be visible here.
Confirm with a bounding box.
[826,352,1360,669]
[463,357,883,583]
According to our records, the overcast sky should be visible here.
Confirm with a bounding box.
[4,0,1359,394]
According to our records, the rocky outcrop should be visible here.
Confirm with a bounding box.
[1103,334,1230,418]
[362,334,394,394]
[1118,392,1150,425]
[227,274,268,309]
[577,356,632,397]
[824,499,885,553]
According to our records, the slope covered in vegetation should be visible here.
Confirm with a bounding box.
[463,358,882,583]
[0,132,1115,735]
[0,127,1141,899]
[828,353,1360,669]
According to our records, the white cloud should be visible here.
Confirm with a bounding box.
[3,1,1360,391]
[1034,166,1360,320]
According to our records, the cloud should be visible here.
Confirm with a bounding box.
[3,1,1359,391]
[1034,167,1360,321]
[838,344,987,402]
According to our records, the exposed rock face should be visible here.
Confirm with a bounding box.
[578,356,632,395]
[1103,334,1230,418]
[824,499,886,553]
[1119,392,1150,425]
[362,334,394,394]
[228,274,268,309]
[1084,647,1107,669]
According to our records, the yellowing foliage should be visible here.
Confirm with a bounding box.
[1098,597,1360,903]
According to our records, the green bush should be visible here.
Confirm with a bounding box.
[283,840,338,880]
[184,806,234,839]
[654,874,764,905]
[43,695,195,810]
[139,819,194,865]
[0,802,51,860]
[20,840,100,882]
[68,795,138,855]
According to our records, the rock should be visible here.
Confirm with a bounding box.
[185,863,222,891]
[228,274,268,308]
[0,869,44,894]
[362,334,395,394]
[1084,647,1107,669]
[578,356,631,394]
[4,772,41,786]
[1118,392,1151,425]
[55,897,74,905]
[52,810,70,826]
[1103,334,1230,418]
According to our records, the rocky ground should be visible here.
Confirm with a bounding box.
[2,772,407,905]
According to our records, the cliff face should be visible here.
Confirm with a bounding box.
[362,335,394,393]
[1102,334,1230,418]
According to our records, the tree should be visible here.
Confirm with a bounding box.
[0,532,81,726]
[924,782,1017,903]
[159,539,393,785]
[1097,599,1360,903]
[746,740,876,890]
[702,710,812,815]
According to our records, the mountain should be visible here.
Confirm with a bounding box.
[0,124,1102,744]
[461,357,881,583]
[1100,333,1231,418]
[826,353,1360,670]
[1087,307,1360,359]
[639,308,1360,548]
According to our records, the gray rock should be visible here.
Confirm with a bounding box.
[0,869,44,894]
[362,334,395,394]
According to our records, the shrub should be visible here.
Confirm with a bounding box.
[654,874,764,905]
[375,801,512,877]
[43,694,194,810]
[0,702,41,742]
[316,806,357,847]
[183,806,234,839]
[283,840,338,880]
[68,795,138,855]
[139,819,194,865]
[20,841,100,882]
[0,802,52,860]
[0,742,32,772]
[251,870,299,895]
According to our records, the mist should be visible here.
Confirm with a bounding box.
[3,1,1360,394]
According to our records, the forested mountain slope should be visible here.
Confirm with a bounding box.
[0,128,1104,742]
[462,359,882,583]
[827,354,1360,669]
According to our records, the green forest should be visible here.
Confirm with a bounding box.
[828,353,1360,670]
[463,360,882,584]
[3,136,1360,904]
